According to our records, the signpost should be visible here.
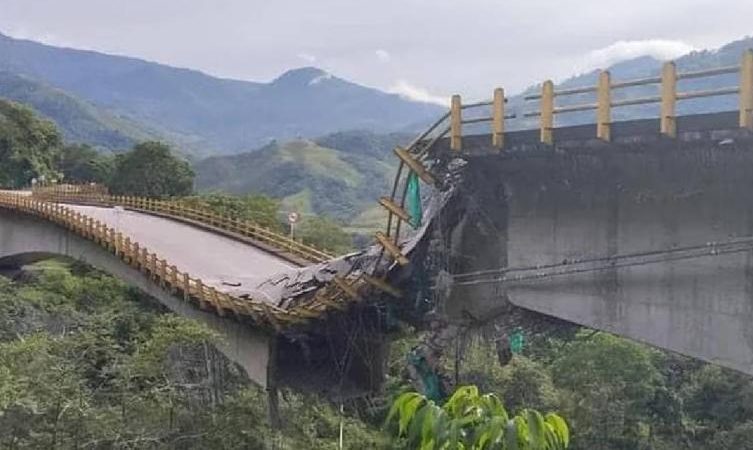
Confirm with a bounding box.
[287,211,299,240]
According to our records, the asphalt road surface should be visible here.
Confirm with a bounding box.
[67,204,297,301]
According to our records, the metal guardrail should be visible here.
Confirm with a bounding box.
[0,192,316,330]
[30,185,333,264]
[449,49,753,146]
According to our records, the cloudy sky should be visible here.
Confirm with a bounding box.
[2,0,752,103]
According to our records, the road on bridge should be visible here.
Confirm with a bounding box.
[67,204,298,302]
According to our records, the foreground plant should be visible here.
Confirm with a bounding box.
[387,385,569,449]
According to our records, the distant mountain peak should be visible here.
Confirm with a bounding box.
[0,35,443,153]
[272,67,333,86]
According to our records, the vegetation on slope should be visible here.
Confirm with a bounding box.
[4,260,753,449]
[0,260,389,448]
[0,98,61,187]
[0,71,162,151]
[195,131,409,226]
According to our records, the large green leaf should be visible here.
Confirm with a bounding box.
[545,413,569,448]
[525,409,547,450]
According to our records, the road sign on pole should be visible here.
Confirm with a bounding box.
[288,212,299,239]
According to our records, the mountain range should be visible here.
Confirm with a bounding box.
[0,31,442,155]
[3,31,753,232]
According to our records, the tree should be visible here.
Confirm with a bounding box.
[297,215,353,254]
[0,99,62,188]
[58,143,115,183]
[387,385,569,449]
[108,141,194,198]
[551,333,662,449]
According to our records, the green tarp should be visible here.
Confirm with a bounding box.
[509,328,525,354]
[407,171,422,228]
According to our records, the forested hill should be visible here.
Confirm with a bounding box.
[0,71,162,151]
[0,32,442,155]
[195,131,408,224]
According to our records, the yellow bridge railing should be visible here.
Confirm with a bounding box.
[31,184,333,265]
[0,191,406,330]
[447,49,753,149]
[0,192,319,330]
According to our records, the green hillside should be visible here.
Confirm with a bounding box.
[195,131,409,225]
[0,71,164,152]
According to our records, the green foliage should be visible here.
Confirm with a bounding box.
[298,215,354,254]
[551,333,662,449]
[179,192,284,232]
[0,71,162,151]
[108,141,194,198]
[195,136,400,225]
[0,260,391,448]
[58,143,115,183]
[0,98,62,187]
[387,385,569,449]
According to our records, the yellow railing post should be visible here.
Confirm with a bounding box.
[183,273,190,301]
[450,94,462,151]
[492,87,505,150]
[597,71,611,142]
[540,80,554,144]
[159,259,166,287]
[140,248,149,273]
[740,49,753,130]
[169,265,178,291]
[661,61,677,138]
[124,237,132,263]
[149,253,157,277]
[196,279,207,309]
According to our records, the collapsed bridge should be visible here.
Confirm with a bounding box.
[2,50,753,400]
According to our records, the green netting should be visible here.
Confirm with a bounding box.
[408,351,443,402]
[407,171,422,229]
[509,328,525,354]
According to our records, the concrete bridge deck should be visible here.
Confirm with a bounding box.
[66,204,297,300]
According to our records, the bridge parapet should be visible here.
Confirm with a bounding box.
[0,192,313,329]
[444,49,753,150]
[30,184,333,264]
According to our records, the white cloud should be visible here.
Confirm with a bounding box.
[297,53,317,64]
[581,39,697,71]
[389,80,447,106]
[308,72,333,85]
[375,49,391,63]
